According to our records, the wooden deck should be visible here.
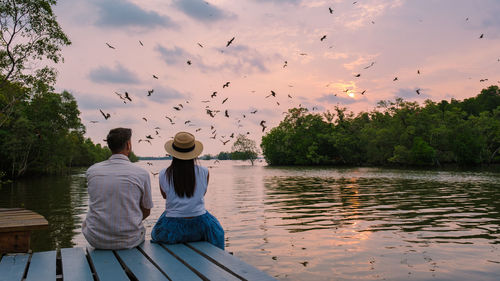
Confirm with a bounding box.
[0,208,48,253]
[0,240,276,281]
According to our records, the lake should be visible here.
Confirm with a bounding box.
[1,160,499,280]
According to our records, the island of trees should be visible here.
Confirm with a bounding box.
[261,85,500,167]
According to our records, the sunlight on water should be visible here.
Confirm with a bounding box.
[1,161,499,280]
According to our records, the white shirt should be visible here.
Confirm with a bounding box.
[160,165,208,217]
[83,154,153,249]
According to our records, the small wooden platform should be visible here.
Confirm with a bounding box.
[0,208,48,253]
[0,240,276,281]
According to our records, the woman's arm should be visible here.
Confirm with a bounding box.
[205,172,209,195]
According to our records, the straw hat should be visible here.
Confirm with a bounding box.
[164,132,203,160]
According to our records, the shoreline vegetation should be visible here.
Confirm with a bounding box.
[261,85,500,167]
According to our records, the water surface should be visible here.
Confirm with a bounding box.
[1,161,499,280]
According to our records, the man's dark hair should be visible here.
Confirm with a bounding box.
[107,128,132,154]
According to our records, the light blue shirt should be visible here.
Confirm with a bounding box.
[159,165,208,217]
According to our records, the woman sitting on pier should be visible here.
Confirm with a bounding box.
[152,132,225,249]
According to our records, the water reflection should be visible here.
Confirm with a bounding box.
[0,168,88,251]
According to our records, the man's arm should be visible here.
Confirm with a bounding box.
[140,205,150,220]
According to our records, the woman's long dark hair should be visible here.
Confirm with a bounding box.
[166,157,196,198]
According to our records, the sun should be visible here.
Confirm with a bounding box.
[347,92,355,98]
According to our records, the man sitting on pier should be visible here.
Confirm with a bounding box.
[82,128,153,249]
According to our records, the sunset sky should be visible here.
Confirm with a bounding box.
[51,0,500,156]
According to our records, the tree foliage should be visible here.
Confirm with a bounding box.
[261,85,500,167]
[0,0,71,126]
[231,134,259,165]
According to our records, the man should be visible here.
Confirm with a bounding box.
[82,128,153,249]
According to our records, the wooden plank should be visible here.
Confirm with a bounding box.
[188,242,276,281]
[61,248,94,281]
[87,248,129,281]
[162,243,240,281]
[139,241,202,281]
[0,253,30,281]
[25,251,56,281]
[115,247,169,281]
[0,209,48,232]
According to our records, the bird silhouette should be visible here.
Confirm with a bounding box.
[139,40,143,46]
[196,128,202,132]
[222,98,228,104]
[142,117,148,122]
[223,82,230,88]
[185,120,191,124]
[364,62,375,69]
[288,94,292,98]
[417,69,420,74]
[393,77,398,81]
[147,89,154,96]
[153,74,159,79]
[299,53,308,56]
[250,109,258,114]
[479,34,484,39]
[360,90,366,95]
[138,139,152,145]
[320,35,327,41]
[416,89,421,95]
[124,92,132,101]
[146,135,153,139]
[283,61,288,68]
[266,90,276,98]
[99,109,110,120]
[90,120,98,123]
[165,116,173,123]
[197,43,204,48]
[147,162,153,166]
[225,110,229,118]
[226,37,235,47]
[115,92,127,103]
[260,120,267,132]
[354,73,361,77]
[105,43,115,49]
[329,7,333,14]
[230,133,234,138]
[187,60,192,65]
[173,106,181,111]
[151,171,159,177]
[480,78,488,82]
[221,139,230,145]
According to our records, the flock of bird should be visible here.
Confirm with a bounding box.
[92,3,494,164]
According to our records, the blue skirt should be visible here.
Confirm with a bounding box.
[151,211,225,250]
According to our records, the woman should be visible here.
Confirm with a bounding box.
[151,132,224,249]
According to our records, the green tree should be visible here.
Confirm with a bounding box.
[0,0,71,126]
[231,134,259,165]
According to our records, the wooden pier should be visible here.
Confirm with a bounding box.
[0,240,276,280]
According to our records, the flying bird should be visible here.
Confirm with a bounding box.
[417,69,420,74]
[393,77,398,81]
[142,117,148,122]
[99,109,110,120]
[364,62,375,69]
[250,109,258,114]
[260,120,267,132]
[211,91,217,98]
[479,33,484,39]
[139,40,143,46]
[416,89,421,95]
[165,116,173,123]
[479,78,488,82]
[146,135,153,139]
[360,90,366,95]
[329,7,333,14]
[124,92,132,101]
[354,73,361,77]
[288,94,292,98]
[173,106,181,111]
[187,60,192,65]
[196,128,202,132]
[222,98,228,104]
[151,172,159,177]
[226,37,235,47]
[320,35,327,41]
[221,139,230,145]
[147,89,154,96]
[197,43,204,48]
[223,82,230,88]
[185,120,191,124]
[138,139,151,145]
[283,61,288,68]
[225,110,229,118]
[105,43,115,49]
[230,133,234,138]
[153,74,159,79]
[266,90,276,98]
[90,120,98,123]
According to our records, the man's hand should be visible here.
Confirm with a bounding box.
[140,205,150,220]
